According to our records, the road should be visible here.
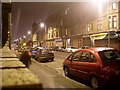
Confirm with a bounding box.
[28,51,93,89]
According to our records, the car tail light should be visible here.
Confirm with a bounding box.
[100,65,114,75]
[101,66,110,72]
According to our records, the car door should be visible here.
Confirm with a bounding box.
[77,51,90,79]
[69,51,82,76]
[88,52,99,76]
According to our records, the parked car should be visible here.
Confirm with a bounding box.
[51,46,59,51]
[58,46,66,52]
[63,47,120,88]
[65,46,78,53]
[78,46,90,50]
[35,48,54,62]
[30,47,43,58]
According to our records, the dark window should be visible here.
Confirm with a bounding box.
[90,53,97,62]
[71,51,81,62]
[80,52,89,62]
[98,50,120,63]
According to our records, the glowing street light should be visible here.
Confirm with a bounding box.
[97,0,110,47]
[28,31,31,35]
[97,0,103,13]
[40,22,47,47]
[40,22,45,28]
[23,36,26,38]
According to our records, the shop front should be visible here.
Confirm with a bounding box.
[90,31,120,50]
[82,35,91,47]
[90,33,108,47]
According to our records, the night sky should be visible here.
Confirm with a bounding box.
[11,1,102,42]
[11,2,70,41]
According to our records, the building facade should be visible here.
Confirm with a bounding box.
[34,2,120,50]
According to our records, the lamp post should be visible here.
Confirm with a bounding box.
[107,1,110,47]
[27,30,32,41]
[40,22,47,47]
[27,30,33,47]
[96,0,110,47]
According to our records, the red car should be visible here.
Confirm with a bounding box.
[63,47,120,88]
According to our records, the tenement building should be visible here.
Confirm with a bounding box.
[35,2,120,50]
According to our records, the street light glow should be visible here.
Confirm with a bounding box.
[23,36,26,38]
[40,22,45,28]
[96,0,104,13]
[28,31,31,34]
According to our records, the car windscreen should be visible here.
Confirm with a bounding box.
[98,50,120,63]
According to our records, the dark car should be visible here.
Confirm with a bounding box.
[30,47,44,58]
[35,49,54,62]
[63,47,120,89]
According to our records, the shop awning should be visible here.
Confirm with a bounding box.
[104,31,118,39]
[90,33,108,40]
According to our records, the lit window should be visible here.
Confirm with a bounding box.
[112,3,116,9]
[112,16,117,28]
[65,9,67,14]
[97,19,102,31]
[65,8,69,15]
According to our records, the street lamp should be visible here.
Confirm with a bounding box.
[40,22,47,47]
[23,36,26,38]
[28,31,31,35]
[96,0,110,47]
[107,1,110,47]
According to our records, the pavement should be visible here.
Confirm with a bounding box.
[0,41,42,89]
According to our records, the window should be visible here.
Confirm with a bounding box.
[65,8,69,15]
[112,16,117,28]
[84,26,87,34]
[87,24,90,32]
[97,19,102,31]
[112,3,116,10]
[91,23,93,31]
[98,50,120,63]
[90,53,97,62]
[71,51,81,62]
[109,16,112,29]
[80,52,89,62]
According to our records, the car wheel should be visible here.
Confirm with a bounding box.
[51,58,54,61]
[64,67,69,76]
[90,76,99,89]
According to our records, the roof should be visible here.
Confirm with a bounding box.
[88,47,114,52]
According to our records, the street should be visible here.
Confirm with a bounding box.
[28,51,93,89]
